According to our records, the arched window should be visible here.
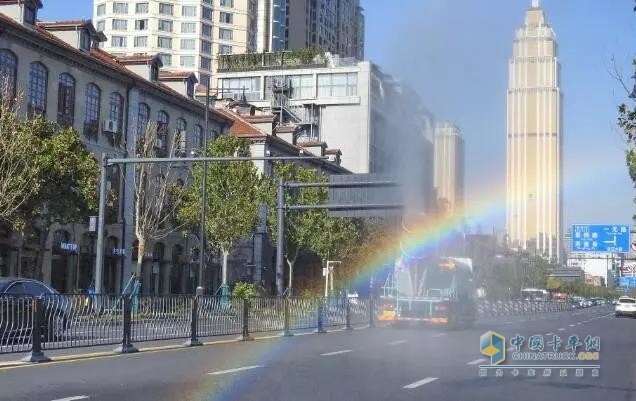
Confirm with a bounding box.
[57,73,76,126]
[137,102,150,136]
[176,118,187,155]
[153,242,165,262]
[84,83,101,139]
[0,50,17,100]
[109,92,124,134]
[28,62,48,116]
[193,124,203,150]
[156,110,169,151]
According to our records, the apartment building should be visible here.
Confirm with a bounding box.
[94,0,259,83]
[0,0,233,295]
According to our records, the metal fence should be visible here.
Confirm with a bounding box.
[1,294,573,361]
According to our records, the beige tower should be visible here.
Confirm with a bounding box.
[506,0,562,260]
[434,123,465,216]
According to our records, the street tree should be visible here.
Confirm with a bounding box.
[175,135,265,293]
[0,92,40,226]
[15,119,99,278]
[131,121,188,276]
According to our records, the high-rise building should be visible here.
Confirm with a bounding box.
[256,0,287,52]
[506,0,562,260]
[94,0,259,84]
[286,0,364,59]
[434,123,464,216]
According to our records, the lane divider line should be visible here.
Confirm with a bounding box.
[388,340,407,345]
[208,365,263,375]
[51,396,90,401]
[321,349,352,356]
[467,358,487,365]
[403,377,438,389]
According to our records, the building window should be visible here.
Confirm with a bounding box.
[199,73,210,87]
[181,22,196,34]
[219,12,233,24]
[248,0,257,13]
[28,62,47,116]
[219,28,233,40]
[96,4,106,16]
[220,0,234,7]
[158,53,171,66]
[176,118,187,144]
[135,2,148,13]
[158,36,172,49]
[112,19,128,30]
[202,0,212,4]
[112,2,128,14]
[134,36,147,47]
[180,55,195,67]
[219,44,232,54]
[201,40,212,54]
[80,30,92,51]
[158,19,173,32]
[194,124,204,149]
[150,63,159,80]
[137,103,149,136]
[182,6,197,17]
[317,72,357,97]
[84,83,101,139]
[202,24,212,37]
[96,20,105,31]
[109,92,124,134]
[57,73,76,126]
[111,36,127,47]
[200,57,211,70]
[158,3,174,15]
[202,7,213,21]
[156,111,169,150]
[0,50,17,100]
[221,77,261,100]
[135,19,147,30]
[181,39,195,50]
[186,80,194,98]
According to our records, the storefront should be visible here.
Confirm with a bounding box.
[51,230,78,293]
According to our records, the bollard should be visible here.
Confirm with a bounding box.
[315,298,326,333]
[184,296,202,346]
[345,297,353,331]
[21,297,50,363]
[282,297,293,337]
[368,297,375,328]
[240,298,253,341]
[114,296,139,353]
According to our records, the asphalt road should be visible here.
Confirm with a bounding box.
[0,305,633,401]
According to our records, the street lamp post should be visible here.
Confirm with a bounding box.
[197,84,211,295]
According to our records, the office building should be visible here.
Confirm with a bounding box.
[94,0,259,84]
[506,0,562,260]
[434,123,464,216]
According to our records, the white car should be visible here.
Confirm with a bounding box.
[615,297,636,317]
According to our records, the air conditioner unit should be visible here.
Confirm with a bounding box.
[103,119,118,133]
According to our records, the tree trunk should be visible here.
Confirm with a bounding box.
[286,250,298,296]
[222,249,229,287]
[35,226,50,283]
[136,239,145,277]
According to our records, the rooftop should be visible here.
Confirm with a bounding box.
[217,49,359,73]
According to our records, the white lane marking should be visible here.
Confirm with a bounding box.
[558,328,565,331]
[546,333,554,336]
[432,333,446,337]
[467,358,487,365]
[321,349,352,356]
[51,397,90,401]
[388,340,407,345]
[576,322,582,325]
[568,324,576,327]
[403,377,438,389]
[208,366,263,375]
[507,346,516,351]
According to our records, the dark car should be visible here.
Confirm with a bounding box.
[0,278,71,341]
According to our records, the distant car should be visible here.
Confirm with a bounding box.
[569,299,582,309]
[0,278,71,341]
[615,297,636,317]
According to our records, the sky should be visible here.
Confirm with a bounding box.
[39,0,636,233]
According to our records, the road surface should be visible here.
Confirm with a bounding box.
[0,305,633,401]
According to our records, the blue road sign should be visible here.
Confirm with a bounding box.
[572,224,630,253]
[618,276,636,288]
